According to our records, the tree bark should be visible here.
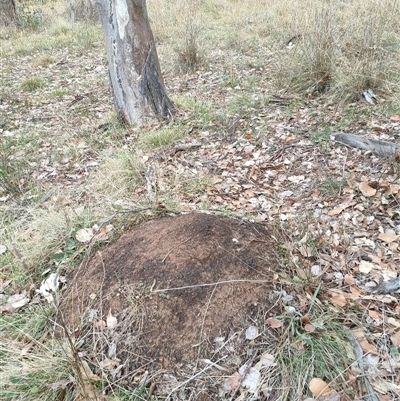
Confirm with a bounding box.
[0,0,17,26]
[94,0,175,125]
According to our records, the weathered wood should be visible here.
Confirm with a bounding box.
[333,132,399,158]
[362,276,400,294]
[94,0,175,125]
[0,0,17,25]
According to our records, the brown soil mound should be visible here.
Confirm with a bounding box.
[59,212,278,369]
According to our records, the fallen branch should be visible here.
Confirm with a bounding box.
[361,276,400,294]
[332,132,399,158]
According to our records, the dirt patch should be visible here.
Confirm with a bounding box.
[59,212,278,369]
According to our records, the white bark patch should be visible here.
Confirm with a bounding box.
[115,0,129,39]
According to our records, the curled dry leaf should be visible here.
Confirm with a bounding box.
[309,378,332,396]
[359,181,377,197]
[36,272,60,303]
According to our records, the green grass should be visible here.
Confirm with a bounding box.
[20,76,46,92]
[50,88,70,97]
[0,307,76,401]
[268,308,354,399]
[139,125,186,149]
[319,178,345,195]
[0,1,399,399]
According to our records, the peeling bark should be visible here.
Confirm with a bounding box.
[94,0,175,125]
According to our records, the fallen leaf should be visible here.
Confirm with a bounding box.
[266,317,283,328]
[344,274,355,285]
[226,372,241,391]
[319,390,341,401]
[95,320,107,329]
[359,260,376,274]
[368,310,381,320]
[36,272,60,303]
[245,325,259,340]
[49,378,73,390]
[239,366,260,392]
[330,293,347,307]
[304,323,316,332]
[390,329,400,347]
[377,229,399,244]
[309,378,332,396]
[359,182,377,197]
[328,197,356,216]
[259,352,275,367]
[75,228,94,243]
[99,358,120,370]
[358,339,377,354]
[106,309,118,329]
[387,317,400,328]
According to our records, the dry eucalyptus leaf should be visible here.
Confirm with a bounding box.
[226,371,241,391]
[378,229,399,244]
[390,329,400,347]
[266,317,283,328]
[330,292,347,307]
[309,378,332,396]
[358,339,377,353]
[304,323,316,332]
[359,260,376,274]
[359,182,377,197]
[75,228,94,243]
[106,309,118,329]
[387,317,400,328]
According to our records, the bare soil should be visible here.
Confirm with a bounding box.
[59,212,278,369]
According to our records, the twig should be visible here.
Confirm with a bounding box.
[161,236,193,263]
[343,327,380,401]
[151,279,272,293]
[171,143,201,154]
[166,356,227,400]
[195,283,219,369]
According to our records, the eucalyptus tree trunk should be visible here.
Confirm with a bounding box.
[94,0,175,125]
[0,0,17,25]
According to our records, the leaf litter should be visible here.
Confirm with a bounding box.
[1,23,400,401]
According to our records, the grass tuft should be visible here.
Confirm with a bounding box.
[20,76,46,92]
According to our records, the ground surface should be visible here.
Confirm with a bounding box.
[1,4,400,400]
[61,213,276,370]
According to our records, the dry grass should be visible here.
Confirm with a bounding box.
[1,0,399,399]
